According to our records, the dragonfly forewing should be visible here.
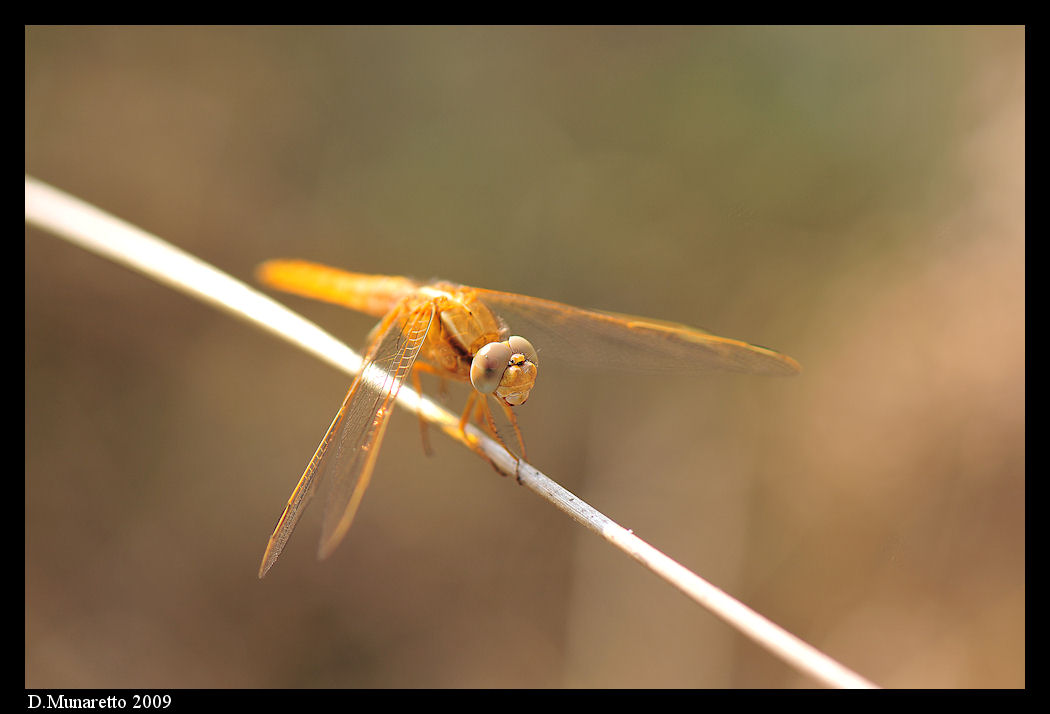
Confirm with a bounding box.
[258,302,435,577]
[473,288,800,376]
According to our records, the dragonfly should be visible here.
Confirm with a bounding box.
[256,259,801,577]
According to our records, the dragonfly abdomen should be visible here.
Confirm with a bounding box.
[257,259,419,317]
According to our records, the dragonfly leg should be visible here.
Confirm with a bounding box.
[458,390,477,434]
[496,400,527,462]
[495,400,527,483]
[410,366,434,457]
[474,396,526,479]
[411,361,451,400]
[458,391,528,478]
[457,392,500,474]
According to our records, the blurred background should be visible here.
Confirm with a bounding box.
[25,26,1024,688]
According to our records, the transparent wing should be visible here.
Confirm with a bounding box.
[472,288,800,376]
[258,302,436,577]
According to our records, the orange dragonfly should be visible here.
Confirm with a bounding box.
[256,260,801,577]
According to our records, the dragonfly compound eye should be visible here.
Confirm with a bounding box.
[470,341,513,394]
[507,335,538,366]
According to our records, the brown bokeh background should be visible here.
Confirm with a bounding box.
[26,26,1024,688]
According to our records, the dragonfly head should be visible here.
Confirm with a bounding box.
[470,335,539,407]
